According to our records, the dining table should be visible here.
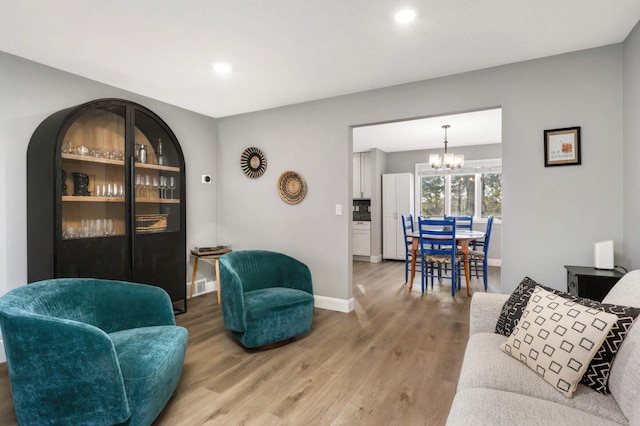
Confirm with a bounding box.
[408,229,485,297]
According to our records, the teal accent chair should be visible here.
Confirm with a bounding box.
[0,278,188,426]
[219,250,314,348]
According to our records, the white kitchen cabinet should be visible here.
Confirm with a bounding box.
[353,221,371,256]
[353,151,371,199]
[382,173,414,260]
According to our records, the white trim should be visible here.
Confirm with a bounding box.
[488,258,502,267]
[369,255,383,263]
[314,295,354,313]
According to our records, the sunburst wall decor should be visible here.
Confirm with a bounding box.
[240,147,267,178]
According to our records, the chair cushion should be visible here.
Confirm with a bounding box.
[424,254,461,263]
[239,287,314,348]
[110,326,188,425]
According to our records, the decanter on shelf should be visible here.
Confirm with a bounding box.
[156,138,168,166]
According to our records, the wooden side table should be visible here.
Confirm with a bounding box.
[189,248,232,303]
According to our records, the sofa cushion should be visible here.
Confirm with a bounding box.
[446,388,623,426]
[496,276,640,394]
[500,287,617,398]
[458,333,627,424]
[110,325,188,425]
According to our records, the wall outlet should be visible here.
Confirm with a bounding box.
[201,174,212,184]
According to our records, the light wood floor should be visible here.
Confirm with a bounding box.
[0,261,500,426]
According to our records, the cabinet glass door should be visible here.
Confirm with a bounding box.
[133,110,181,234]
[60,105,126,239]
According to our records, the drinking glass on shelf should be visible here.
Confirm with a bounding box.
[135,174,142,198]
[159,176,167,199]
[117,183,124,198]
[107,183,114,197]
[168,177,176,199]
[152,177,159,199]
[104,219,114,235]
[144,175,151,198]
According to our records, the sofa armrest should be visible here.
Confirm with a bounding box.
[469,292,509,336]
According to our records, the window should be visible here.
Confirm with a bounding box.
[416,159,501,220]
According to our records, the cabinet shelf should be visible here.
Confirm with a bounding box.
[136,198,180,204]
[62,196,125,203]
[134,162,180,173]
[62,153,125,166]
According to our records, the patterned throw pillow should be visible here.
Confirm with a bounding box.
[495,276,542,336]
[496,276,640,394]
[500,286,618,398]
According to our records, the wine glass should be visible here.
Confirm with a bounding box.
[168,177,176,199]
[159,176,168,199]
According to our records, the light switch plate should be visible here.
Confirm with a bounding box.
[335,204,342,215]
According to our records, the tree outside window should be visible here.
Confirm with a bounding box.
[482,173,501,218]
[421,176,444,217]
[417,160,501,220]
[450,174,475,216]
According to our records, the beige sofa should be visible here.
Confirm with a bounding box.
[446,270,640,426]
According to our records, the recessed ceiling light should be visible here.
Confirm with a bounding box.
[394,9,417,24]
[212,62,233,76]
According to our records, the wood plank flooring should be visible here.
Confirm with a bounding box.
[0,261,500,426]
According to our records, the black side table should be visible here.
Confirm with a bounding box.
[564,265,625,302]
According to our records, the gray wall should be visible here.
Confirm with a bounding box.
[217,43,625,303]
[0,52,218,298]
[624,22,640,269]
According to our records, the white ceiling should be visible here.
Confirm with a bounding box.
[1,1,639,119]
[353,108,502,152]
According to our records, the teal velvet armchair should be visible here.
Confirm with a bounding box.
[219,250,314,348]
[0,278,188,426]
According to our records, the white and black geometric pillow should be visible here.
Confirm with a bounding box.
[495,276,640,394]
[495,277,544,336]
[571,299,640,393]
[500,286,618,398]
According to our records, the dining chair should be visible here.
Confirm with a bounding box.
[445,215,473,230]
[401,214,420,283]
[469,215,494,291]
[417,216,462,296]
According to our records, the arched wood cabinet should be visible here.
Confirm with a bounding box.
[27,98,187,312]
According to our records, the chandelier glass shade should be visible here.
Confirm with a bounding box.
[429,124,464,169]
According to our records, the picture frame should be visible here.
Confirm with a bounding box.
[544,126,581,167]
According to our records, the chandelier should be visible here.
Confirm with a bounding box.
[429,124,464,169]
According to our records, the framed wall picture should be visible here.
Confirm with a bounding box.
[544,126,581,167]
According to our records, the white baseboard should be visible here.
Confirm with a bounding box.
[369,255,383,263]
[314,295,354,313]
[488,258,501,267]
